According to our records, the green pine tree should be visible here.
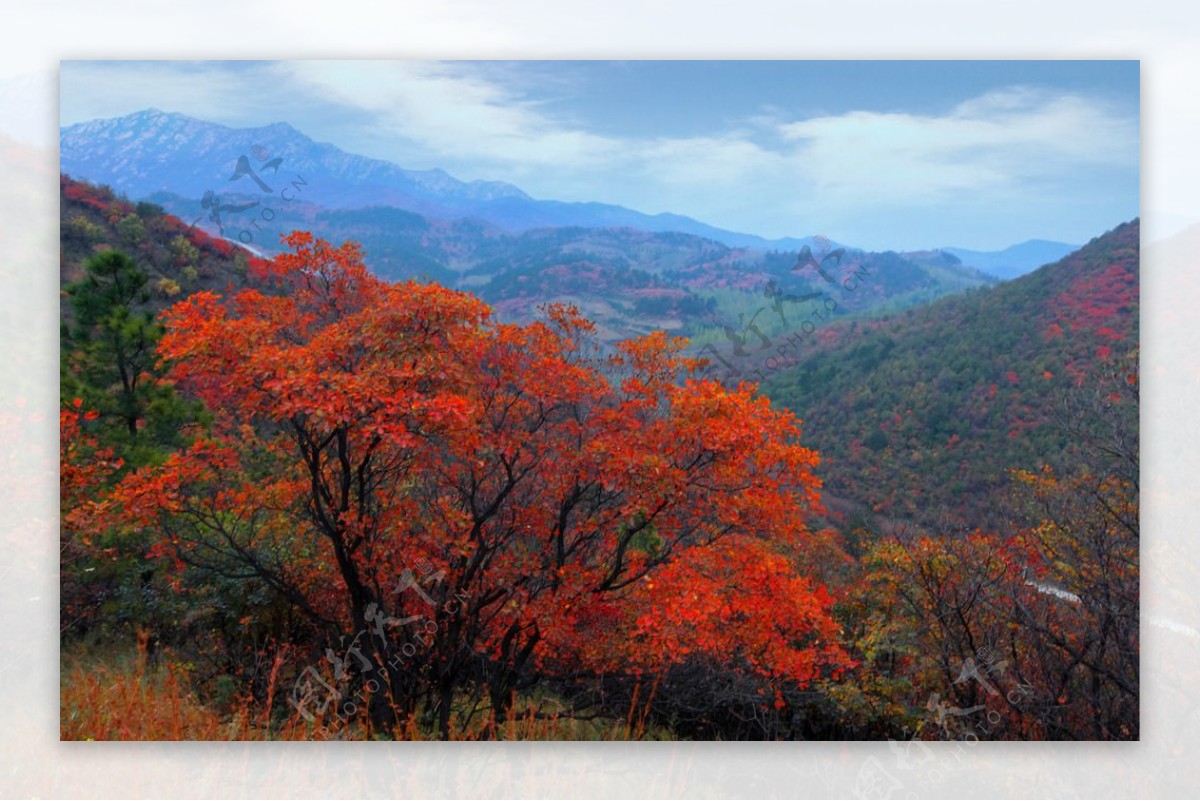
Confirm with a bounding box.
[62,250,206,467]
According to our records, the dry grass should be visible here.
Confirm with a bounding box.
[60,633,355,741]
[61,634,673,741]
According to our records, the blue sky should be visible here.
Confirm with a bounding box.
[60,60,1139,251]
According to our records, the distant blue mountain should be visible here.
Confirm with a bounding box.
[59,108,529,207]
[942,240,1080,280]
[59,108,827,251]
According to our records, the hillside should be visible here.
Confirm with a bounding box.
[763,219,1139,534]
[60,175,257,318]
[64,172,996,344]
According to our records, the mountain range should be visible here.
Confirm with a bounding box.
[61,109,1076,272]
[60,174,1002,343]
[943,240,1082,280]
[60,108,824,251]
[59,110,1100,354]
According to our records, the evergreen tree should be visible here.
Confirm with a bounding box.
[63,250,205,466]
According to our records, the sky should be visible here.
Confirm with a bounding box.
[59,60,1140,251]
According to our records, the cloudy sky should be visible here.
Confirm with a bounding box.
[59,60,1139,250]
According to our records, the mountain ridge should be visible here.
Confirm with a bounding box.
[943,239,1081,280]
[61,108,829,251]
[59,172,999,350]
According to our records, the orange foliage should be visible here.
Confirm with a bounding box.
[108,232,846,736]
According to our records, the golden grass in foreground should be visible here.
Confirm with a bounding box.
[60,636,339,741]
[61,638,675,741]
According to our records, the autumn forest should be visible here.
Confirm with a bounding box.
[59,170,1138,742]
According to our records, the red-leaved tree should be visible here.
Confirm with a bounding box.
[110,232,849,738]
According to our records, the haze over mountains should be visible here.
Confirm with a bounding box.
[60,109,822,251]
[59,173,1001,344]
[63,110,1044,342]
[944,240,1082,280]
[60,109,1077,276]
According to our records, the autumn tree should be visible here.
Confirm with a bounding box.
[841,352,1138,741]
[109,232,849,739]
[1006,349,1139,739]
[60,399,124,636]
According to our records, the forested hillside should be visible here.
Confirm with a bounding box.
[59,176,1138,743]
[765,220,1138,533]
[61,176,260,310]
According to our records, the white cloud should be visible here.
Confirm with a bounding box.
[281,61,623,171]
[778,87,1139,208]
[284,67,1137,243]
